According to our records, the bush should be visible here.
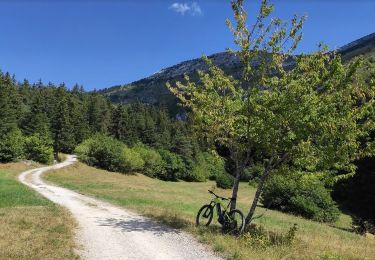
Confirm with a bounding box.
[158,149,185,181]
[176,158,196,181]
[0,129,24,162]
[352,217,375,235]
[183,152,226,182]
[24,133,54,164]
[333,157,375,232]
[189,161,209,182]
[243,163,264,182]
[133,145,166,178]
[75,134,127,173]
[205,152,226,180]
[261,171,340,222]
[74,138,92,163]
[216,173,234,189]
[121,147,144,172]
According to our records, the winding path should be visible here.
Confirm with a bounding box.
[18,155,220,260]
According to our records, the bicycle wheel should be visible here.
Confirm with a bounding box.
[196,204,213,226]
[226,209,245,235]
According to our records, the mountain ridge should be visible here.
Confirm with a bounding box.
[100,33,375,108]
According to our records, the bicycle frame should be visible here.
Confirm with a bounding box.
[209,197,232,220]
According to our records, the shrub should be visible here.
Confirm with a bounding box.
[74,138,92,163]
[352,217,375,235]
[24,133,54,164]
[158,149,185,181]
[0,129,24,162]
[184,152,226,182]
[333,157,375,233]
[243,163,264,182]
[176,158,196,181]
[216,173,234,189]
[133,144,166,178]
[121,147,144,172]
[188,153,211,182]
[261,171,340,222]
[75,134,126,173]
[205,152,226,180]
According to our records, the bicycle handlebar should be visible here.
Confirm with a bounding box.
[208,190,234,201]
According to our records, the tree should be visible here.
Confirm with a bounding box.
[68,93,90,145]
[21,90,51,137]
[0,72,19,137]
[110,104,127,141]
[168,0,374,227]
[154,106,173,149]
[51,84,76,156]
[87,93,111,134]
[24,133,54,164]
[0,71,24,162]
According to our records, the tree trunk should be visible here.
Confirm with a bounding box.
[244,167,272,226]
[53,146,59,162]
[230,163,242,210]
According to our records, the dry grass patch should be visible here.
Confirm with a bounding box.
[0,162,78,260]
[0,206,78,260]
[0,161,37,174]
[45,162,375,259]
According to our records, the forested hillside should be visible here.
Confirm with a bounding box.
[0,73,111,163]
[0,71,232,184]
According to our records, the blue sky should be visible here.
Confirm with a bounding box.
[0,0,374,90]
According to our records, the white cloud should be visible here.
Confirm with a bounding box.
[169,2,203,16]
[191,2,202,16]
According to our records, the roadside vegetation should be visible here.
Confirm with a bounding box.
[45,162,375,259]
[0,72,233,183]
[75,133,232,185]
[0,163,77,260]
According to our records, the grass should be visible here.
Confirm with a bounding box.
[45,162,375,259]
[0,163,78,260]
[58,153,67,162]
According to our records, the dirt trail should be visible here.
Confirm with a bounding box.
[18,155,220,260]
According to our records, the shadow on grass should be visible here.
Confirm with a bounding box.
[329,225,354,233]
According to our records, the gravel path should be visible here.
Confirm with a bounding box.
[18,155,221,260]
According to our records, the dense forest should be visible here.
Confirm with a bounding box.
[0,71,230,184]
[0,71,185,157]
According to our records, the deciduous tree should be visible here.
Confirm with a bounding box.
[169,0,374,227]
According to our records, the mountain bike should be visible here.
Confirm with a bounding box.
[196,190,245,235]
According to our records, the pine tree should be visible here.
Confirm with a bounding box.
[0,72,24,162]
[51,84,75,156]
[110,104,127,141]
[87,93,111,134]
[154,106,172,149]
[68,94,90,145]
[21,90,51,137]
[0,72,18,137]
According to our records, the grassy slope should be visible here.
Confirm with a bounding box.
[0,163,78,260]
[45,162,375,260]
